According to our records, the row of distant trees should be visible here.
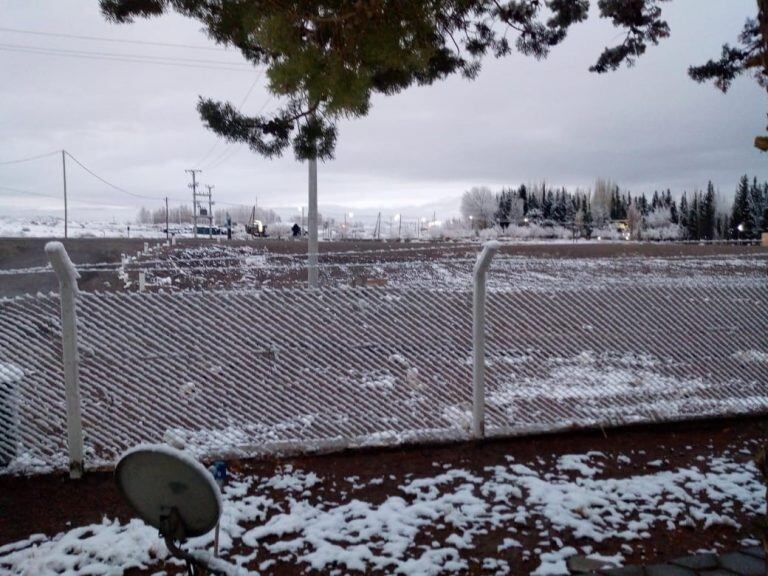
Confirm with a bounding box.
[136,204,281,226]
[461,175,768,240]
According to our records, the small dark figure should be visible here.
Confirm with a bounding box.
[226,215,232,240]
[292,223,301,237]
[126,225,130,238]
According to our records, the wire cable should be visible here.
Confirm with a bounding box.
[0,44,251,72]
[0,150,60,166]
[195,71,265,166]
[203,94,275,170]
[0,42,249,67]
[0,27,231,52]
[0,184,143,209]
[64,151,181,202]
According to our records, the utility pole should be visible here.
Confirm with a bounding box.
[308,158,319,288]
[205,184,214,240]
[165,196,169,241]
[185,169,202,238]
[61,150,68,240]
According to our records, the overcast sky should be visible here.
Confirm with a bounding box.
[1,0,766,221]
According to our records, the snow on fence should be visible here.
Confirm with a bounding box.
[0,249,767,475]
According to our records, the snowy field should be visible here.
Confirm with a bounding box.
[115,243,768,293]
[0,425,764,575]
[0,217,170,239]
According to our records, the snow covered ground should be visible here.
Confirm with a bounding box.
[1,436,763,575]
[0,217,171,239]
[119,244,768,293]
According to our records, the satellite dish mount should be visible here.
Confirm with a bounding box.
[116,444,231,576]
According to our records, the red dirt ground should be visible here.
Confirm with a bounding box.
[1,416,766,574]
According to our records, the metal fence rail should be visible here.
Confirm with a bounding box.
[1,270,767,474]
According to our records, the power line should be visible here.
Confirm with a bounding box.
[1,149,257,209]
[0,27,230,52]
[195,71,265,166]
[0,42,250,67]
[0,150,60,166]
[0,184,61,200]
[0,44,251,72]
[0,184,136,208]
[203,94,275,170]
[64,151,176,202]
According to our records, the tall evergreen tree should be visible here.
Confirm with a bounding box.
[526,185,539,213]
[670,198,679,225]
[689,192,700,240]
[583,201,594,239]
[731,175,750,235]
[679,192,689,236]
[542,189,554,220]
[518,184,529,215]
[701,181,717,240]
[748,177,766,235]
[553,189,567,223]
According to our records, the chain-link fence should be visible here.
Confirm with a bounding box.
[0,249,766,474]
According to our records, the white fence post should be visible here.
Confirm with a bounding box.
[45,242,84,478]
[472,240,500,439]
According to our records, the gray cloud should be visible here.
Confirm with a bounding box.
[0,0,765,221]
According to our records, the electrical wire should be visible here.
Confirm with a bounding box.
[64,151,190,205]
[0,44,251,72]
[0,42,250,67]
[203,94,275,170]
[0,184,141,209]
[0,27,230,52]
[0,149,266,210]
[0,184,61,200]
[64,151,160,200]
[195,71,265,166]
[0,150,60,166]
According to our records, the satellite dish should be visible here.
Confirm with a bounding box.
[116,444,222,539]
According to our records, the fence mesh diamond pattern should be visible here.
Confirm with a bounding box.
[0,284,766,473]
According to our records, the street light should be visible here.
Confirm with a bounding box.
[737,223,745,245]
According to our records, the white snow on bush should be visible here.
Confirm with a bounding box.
[2,448,762,575]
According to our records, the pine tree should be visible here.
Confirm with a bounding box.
[583,201,594,239]
[553,189,567,223]
[542,189,554,221]
[701,181,717,240]
[652,190,660,211]
[519,184,529,215]
[689,192,700,240]
[639,193,649,216]
[679,192,689,237]
[526,185,539,213]
[748,177,766,236]
[494,189,511,228]
[731,175,750,235]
